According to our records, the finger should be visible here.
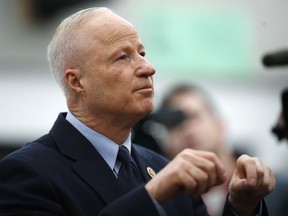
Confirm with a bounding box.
[179,170,198,195]
[237,155,264,188]
[188,165,213,194]
[186,151,227,190]
[187,157,218,188]
[197,150,226,184]
[268,168,276,193]
[261,166,276,195]
[178,156,219,195]
[180,150,224,187]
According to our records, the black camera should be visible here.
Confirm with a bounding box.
[262,49,288,142]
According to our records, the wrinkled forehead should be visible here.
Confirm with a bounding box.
[80,11,139,44]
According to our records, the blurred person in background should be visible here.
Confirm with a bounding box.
[158,83,288,216]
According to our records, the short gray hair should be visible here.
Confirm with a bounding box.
[47,7,112,92]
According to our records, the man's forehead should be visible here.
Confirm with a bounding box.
[88,11,135,31]
[85,12,139,43]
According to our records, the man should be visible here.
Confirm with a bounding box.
[0,7,275,216]
[159,83,288,216]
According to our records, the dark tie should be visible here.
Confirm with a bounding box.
[117,145,144,193]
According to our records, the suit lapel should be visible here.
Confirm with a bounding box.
[72,147,123,203]
[49,113,123,204]
[131,145,164,183]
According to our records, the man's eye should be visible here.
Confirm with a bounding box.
[117,55,128,60]
[139,52,146,57]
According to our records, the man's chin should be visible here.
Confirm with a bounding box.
[136,106,153,120]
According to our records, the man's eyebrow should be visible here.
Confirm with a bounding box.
[110,42,145,56]
[138,42,145,49]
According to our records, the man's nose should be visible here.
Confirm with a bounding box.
[136,58,156,77]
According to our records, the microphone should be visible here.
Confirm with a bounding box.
[262,49,288,67]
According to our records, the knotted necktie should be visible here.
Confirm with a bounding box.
[117,145,144,193]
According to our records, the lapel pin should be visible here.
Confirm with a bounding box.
[146,167,156,178]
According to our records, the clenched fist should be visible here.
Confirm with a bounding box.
[145,149,226,202]
[228,154,276,215]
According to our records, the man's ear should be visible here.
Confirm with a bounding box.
[64,68,84,93]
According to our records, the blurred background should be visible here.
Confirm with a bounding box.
[0,0,288,175]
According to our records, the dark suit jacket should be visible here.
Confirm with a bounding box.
[0,113,266,216]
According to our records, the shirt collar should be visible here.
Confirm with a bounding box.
[65,112,132,171]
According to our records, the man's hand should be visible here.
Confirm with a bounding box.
[145,149,226,202]
[228,154,276,216]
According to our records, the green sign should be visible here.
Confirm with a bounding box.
[137,7,253,79]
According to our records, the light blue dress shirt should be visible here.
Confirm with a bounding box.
[66,112,131,177]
